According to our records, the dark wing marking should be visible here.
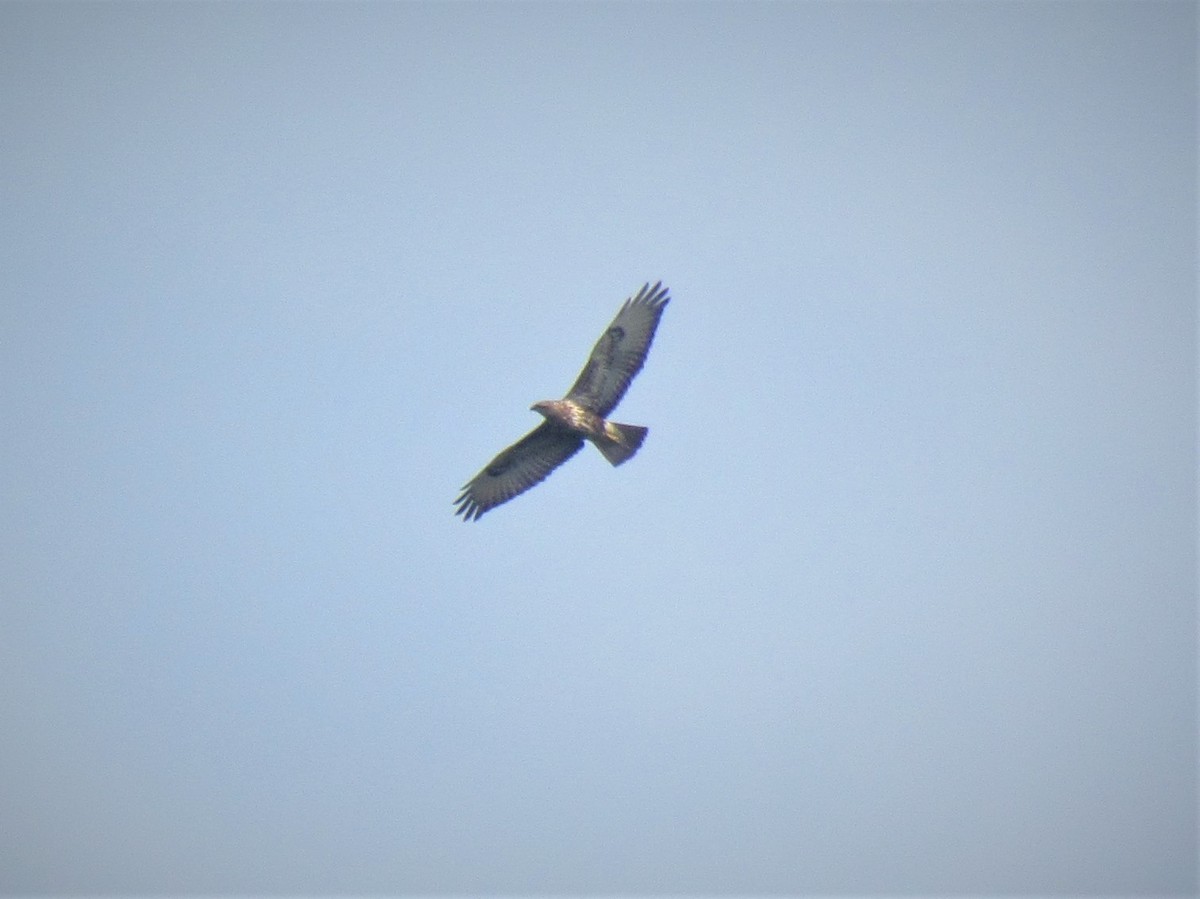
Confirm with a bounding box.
[565,281,670,416]
[454,421,585,521]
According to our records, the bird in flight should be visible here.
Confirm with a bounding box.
[454,281,670,521]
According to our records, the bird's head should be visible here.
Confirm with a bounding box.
[530,400,552,417]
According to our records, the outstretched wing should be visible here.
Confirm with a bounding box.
[454,421,585,521]
[565,281,670,416]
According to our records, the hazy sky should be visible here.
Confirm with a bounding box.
[1,2,1195,894]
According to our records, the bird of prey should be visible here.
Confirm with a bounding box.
[454,281,670,521]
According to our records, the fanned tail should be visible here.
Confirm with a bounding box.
[595,421,647,466]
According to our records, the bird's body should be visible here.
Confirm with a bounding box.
[531,399,648,467]
[454,282,669,521]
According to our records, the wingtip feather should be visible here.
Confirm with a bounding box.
[631,280,669,309]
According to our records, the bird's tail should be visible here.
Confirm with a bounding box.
[595,421,648,466]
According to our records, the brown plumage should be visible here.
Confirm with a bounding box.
[454,281,670,521]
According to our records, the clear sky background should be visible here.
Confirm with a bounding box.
[1,2,1195,895]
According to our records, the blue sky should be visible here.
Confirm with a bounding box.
[1,2,1195,894]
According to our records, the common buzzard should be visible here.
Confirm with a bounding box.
[454,281,670,521]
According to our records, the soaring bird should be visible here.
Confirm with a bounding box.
[454,281,670,521]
